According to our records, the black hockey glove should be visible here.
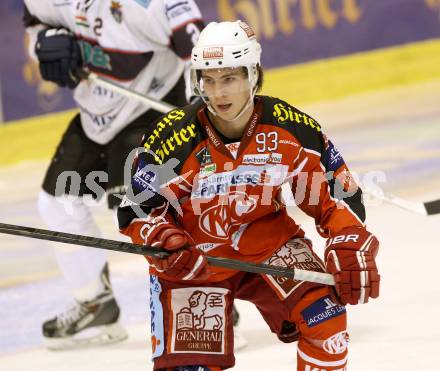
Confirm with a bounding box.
[35,28,82,89]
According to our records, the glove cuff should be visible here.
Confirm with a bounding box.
[325,226,379,258]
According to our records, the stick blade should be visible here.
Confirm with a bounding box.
[424,199,440,216]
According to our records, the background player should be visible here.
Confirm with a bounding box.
[118,20,380,370]
[23,0,204,350]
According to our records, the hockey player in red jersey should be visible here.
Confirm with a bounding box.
[118,20,380,370]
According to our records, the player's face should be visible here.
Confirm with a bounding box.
[200,68,251,121]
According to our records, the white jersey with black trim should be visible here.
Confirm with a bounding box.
[24,0,203,144]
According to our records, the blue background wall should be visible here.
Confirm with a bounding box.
[1,0,439,122]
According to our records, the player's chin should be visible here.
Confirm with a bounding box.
[215,107,238,121]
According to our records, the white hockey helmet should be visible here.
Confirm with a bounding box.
[190,20,262,119]
[191,20,261,70]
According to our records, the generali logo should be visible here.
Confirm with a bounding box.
[171,288,228,354]
[203,47,224,59]
[265,239,324,299]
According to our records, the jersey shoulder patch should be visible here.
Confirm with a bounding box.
[142,104,203,165]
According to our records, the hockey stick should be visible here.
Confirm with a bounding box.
[0,222,334,285]
[365,189,440,216]
[76,69,175,114]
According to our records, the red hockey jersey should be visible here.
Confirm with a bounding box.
[118,96,365,282]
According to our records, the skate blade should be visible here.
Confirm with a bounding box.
[45,322,128,351]
[234,329,248,351]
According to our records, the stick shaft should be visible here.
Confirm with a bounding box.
[0,222,334,285]
[77,70,176,114]
[368,190,440,216]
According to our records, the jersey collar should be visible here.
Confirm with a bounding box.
[197,97,263,160]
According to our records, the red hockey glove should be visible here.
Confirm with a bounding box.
[325,226,380,305]
[143,222,210,281]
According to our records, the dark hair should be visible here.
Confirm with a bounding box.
[241,64,264,92]
[255,64,264,92]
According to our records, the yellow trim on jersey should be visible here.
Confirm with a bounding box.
[1,38,440,166]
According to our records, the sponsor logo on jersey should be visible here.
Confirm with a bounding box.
[325,137,345,171]
[133,167,156,192]
[199,163,216,178]
[301,296,346,328]
[199,191,257,239]
[132,155,158,193]
[154,122,197,164]
[150,275,164,358]
[225,142,239,152]
[264,239,324,299]
[192,164,288,199]
[225,142,240,159]
[245,109,260,138]
[170,287,228,354]
[127,154,185,216]
[242,152,283,165]
[243,154,270,164]
[203,47,224,59]
[79,41,112,71]
[110,1,123,23]
[80,104,116,128]
[204,125,221,148]
[166,0,192,20]
[195,242,223,253]
[279,139,298,146]
[323,331,349,355]
[270,153,282,163]
[273,103,321,132]
[142,110,195,164]
[195,146,212,166]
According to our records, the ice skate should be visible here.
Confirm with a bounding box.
[42,265,127,350]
